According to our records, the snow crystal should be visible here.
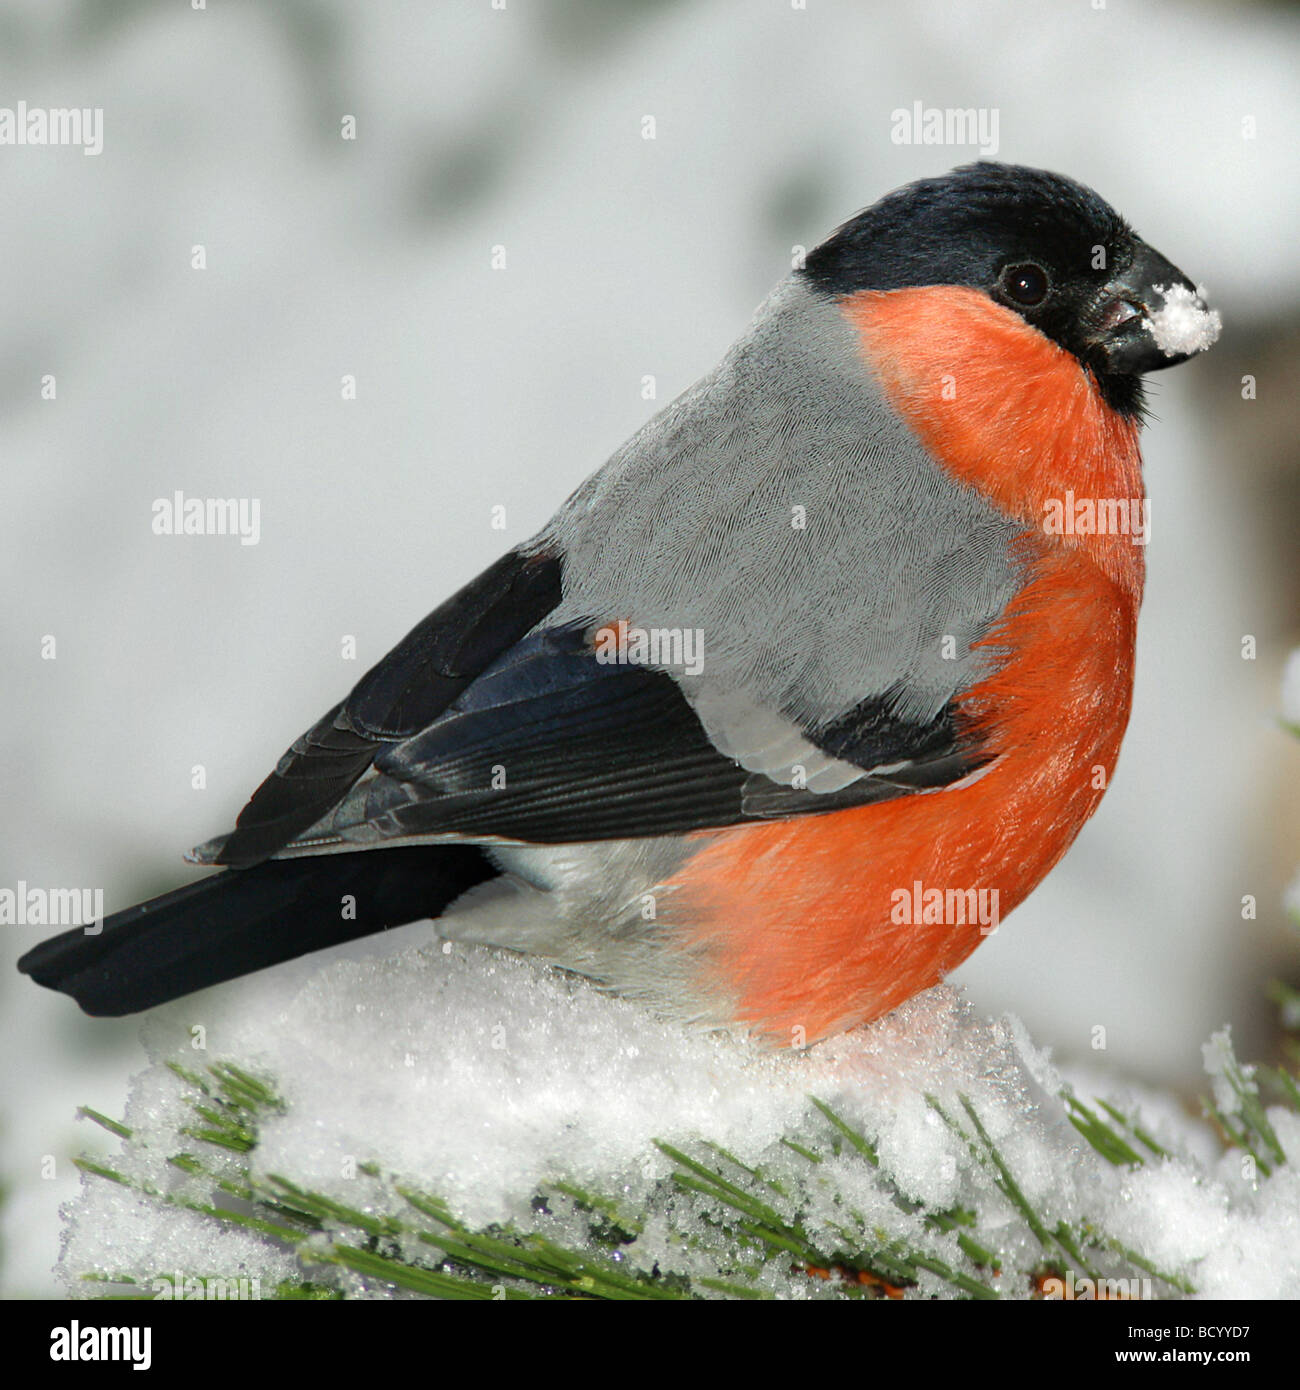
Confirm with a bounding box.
[56,946,1300,1299]
[1144,283,1222,357]
[1201,1027,1254,1116]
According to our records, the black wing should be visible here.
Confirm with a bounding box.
[269,624,989,850]
[214,547,562,866]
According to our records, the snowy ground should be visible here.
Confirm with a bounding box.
[60,955,1300,1300]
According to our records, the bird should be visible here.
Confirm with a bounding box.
[20,161,1221,1044]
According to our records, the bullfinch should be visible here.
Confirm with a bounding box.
[20,162,1221,1044]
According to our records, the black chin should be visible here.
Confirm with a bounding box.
[1088,367,1147,420]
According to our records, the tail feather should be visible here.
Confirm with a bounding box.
[17,845,497,1016]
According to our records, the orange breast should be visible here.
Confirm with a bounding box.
[666,287,1146,1043]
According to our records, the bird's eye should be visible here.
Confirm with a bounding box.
[1000,263,1050,307]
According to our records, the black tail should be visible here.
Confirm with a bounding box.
[17,845,497,1016]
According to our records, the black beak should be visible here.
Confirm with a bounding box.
[1087,243,1219,375]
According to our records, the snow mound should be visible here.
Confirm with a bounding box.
[57,945,1300,1300]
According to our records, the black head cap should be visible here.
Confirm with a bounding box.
[802,162,1205,418]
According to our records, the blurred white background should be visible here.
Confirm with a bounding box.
[2,0,1297,1296]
